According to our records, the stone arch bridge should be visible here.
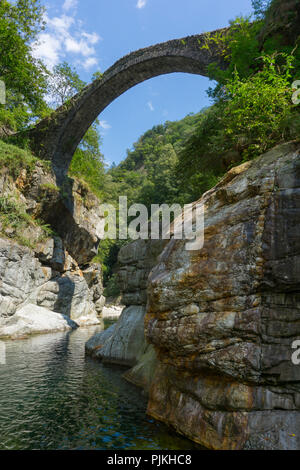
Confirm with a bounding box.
[27,28,227,180]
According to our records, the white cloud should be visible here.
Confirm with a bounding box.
[33,9,100,71]
[63,0,78,12]
[99,120,112,130]
[65,37,95,56]
[147,101,154,111]
[136,0,147,8]
[82,32,101,45]
[47,14,75,33]
[33,33,62,69]
[83,57,98,70]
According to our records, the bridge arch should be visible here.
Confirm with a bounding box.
[27,29,227,180]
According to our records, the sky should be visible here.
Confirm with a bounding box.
[34,0,254,166]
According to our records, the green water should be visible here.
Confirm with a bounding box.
[0,326,201,450]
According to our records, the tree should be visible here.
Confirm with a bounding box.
[47,62,85,107]
[177,53,300,199]
[252,0,272,18]
[0,0,47,130]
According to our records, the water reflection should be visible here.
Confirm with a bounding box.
[0,327,201,450]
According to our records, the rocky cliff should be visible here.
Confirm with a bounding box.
[86,239,163,376]
[144,141,300,450]
[0,148,105,338]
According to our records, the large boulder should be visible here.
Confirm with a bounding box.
[82,263,106,315]
[85,323,116,356]
[32,274,99,326]
[145,142,300,450]
[86,306,147,366]
[0,304,77,339]
[0,238,101,332]
[0,238,52,316]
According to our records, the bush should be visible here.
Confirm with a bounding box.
[0,195,53,247]
[0,139,49,177]
[214,54,299,159]
[177,53,300,192]
[103,274,121,298]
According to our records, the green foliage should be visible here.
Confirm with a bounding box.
[218,54,298,159]
[1,0,46,41]
[0,0,48,130]
[39,182,59,193]
[205,17,263,99]
[92,71,104,81]
[0,139,44,177]
[105,113,204,209]
[0,194,53,248]
[252,0,272,18]
[93,238,125,285]
[177,53,300,195]
[47,62,86,107]
[69,125,106,199]
[103,274,121,298]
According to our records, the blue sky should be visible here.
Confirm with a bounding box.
[34,0,254,165]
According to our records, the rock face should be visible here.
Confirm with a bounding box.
[85,323,116,356]
[118,239,165,306]
[123,344,158,394]
[0,161,105,335]
[86,306,146,366]
[0,237,100,331]
[145,142,300,450]
[14,162,104,265]
[86,239,164,370]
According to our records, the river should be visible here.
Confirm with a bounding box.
[0,326,202,450]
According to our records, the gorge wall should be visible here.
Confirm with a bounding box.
[143,141,300,450]
[0,155,105,338]
[86,238,164,382]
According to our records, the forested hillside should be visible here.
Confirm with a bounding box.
[103,111,213,208]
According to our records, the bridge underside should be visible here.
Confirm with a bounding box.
[26,29,227,180]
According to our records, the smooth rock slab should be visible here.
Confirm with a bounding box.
[85,306,146,367]
[0,304,78,339]
[99,306,146,366]
[123,343,158,394]
[85,324,116,356]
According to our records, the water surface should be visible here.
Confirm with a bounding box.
[0,327,201,450]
